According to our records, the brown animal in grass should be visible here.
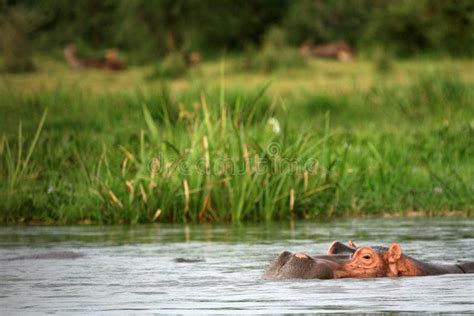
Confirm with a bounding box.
[104,48,127,71]
[186,51,201,67]
[300,41,354,62]
[64,45,105,69]
[64,45,126,71]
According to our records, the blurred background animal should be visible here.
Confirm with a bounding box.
[63,44,106,69]
[104,48,127,71]
[300,41,353,61]
[64,45,126,71]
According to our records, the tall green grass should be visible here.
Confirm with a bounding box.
[0,72,473,223]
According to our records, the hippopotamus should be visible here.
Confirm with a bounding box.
[262,241,355,279]
[263,241,474,279]
[338,243,474,278]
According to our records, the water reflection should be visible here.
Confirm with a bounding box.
[0,218,473,313]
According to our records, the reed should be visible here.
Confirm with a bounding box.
[0,72,473,223]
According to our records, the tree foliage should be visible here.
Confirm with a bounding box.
[1,0,473,64]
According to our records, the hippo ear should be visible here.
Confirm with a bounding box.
[327,241,356,255]
[327,241,340,255]
[387,243,402,263]
[348,240,357,248]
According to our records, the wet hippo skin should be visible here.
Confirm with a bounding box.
[263,251,337,279]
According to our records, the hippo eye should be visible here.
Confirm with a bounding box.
[362,255,371,260]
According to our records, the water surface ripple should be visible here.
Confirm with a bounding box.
[1,218,473,313]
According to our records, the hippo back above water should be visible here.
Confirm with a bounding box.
[263,251,338,279]
[3,251,84,261]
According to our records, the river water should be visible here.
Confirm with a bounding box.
[1,218,473,314]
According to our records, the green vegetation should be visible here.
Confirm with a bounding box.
[241,27,305,73]
[1,0,473,224]
[147,52,189,80]
[0,6,37,72]
[1,59,473,224]
[1,0,473,73]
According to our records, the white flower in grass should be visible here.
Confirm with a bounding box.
[433,187,443,194]
[267,117,281,134]
[47,185,55,194]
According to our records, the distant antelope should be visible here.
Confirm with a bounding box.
[104,49,127,71]
[64,45,105,69]
[64,45,127,71]
[300,41,354,62]
[186,51,201,67]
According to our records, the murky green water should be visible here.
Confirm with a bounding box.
[1,218,473,313]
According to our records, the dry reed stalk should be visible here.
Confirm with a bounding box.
[178,103,185,120]
[149,158,159,189]
[139,183,148,204]
[178,103,193,121]
[200,93,211,132]
[202,136,210,176]
[199,193,211,221]
[108,189,123,208]
[164,161,173,179]
[153,208,161,222]
[30,165,42,180]
[121,158,128,177]
[289,188,295,213]
[303,171,308,192]
[119,145,136,161]
[125,180,135,198]
[183,179,190,214]
[221,106,227,132]
[243,144,250,174]
[300,184,331,199]
[253,154,260,173]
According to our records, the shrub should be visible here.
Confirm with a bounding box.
[372,46,394,75]
[242,27,306,72]
[0,7,38,73]
[147,52,188,80]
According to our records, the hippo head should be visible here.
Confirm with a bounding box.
[335,243,424,278]
[342,243,474,276]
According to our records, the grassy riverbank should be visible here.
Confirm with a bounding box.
[1,59,473,223]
